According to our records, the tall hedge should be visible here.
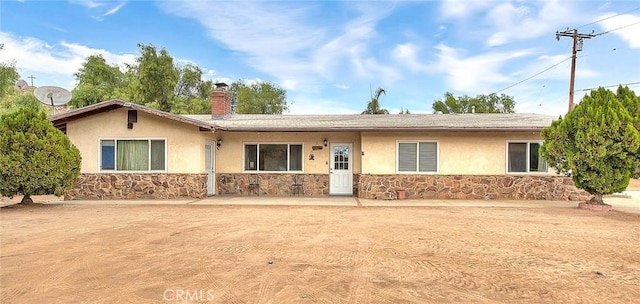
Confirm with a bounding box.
[541,86,640,204]
[0,107,81,203]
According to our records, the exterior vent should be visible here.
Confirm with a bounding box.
[127,110,138,129]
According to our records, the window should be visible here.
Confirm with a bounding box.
[397,141,438,173]
[244,143,303,172]
[333,146,349,170]
[100,139,166,171]
[507,141,548,173]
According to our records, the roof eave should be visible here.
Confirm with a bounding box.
[216,127,546,132]
[49,99,217,131]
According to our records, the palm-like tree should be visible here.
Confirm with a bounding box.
[362,86,389,114]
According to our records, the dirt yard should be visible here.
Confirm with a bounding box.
[1,204,639,304]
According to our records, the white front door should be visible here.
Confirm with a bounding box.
[330,143,353,195]
[205,141,215,196]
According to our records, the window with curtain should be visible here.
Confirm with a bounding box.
[244,143,303,172]
[397,141,438,173]
[100,139,166,171]
[508,141,548,173]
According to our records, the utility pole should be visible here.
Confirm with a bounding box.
[28,75,36,87]
[556,29,596,112]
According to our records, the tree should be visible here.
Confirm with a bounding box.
[615,86,640,178]
[0,90,46,115]
[171,64,213,114]
[70,55,125,108]
[540,87,640,205]
[135,43,179,112]
[70,44,213,114]
[0,60,20,99]
[74,55,124,88]
[1,45,218,114]
[432,92,515,113]
[233,80,288,114]
[0,107,81,204]
[70,84,111,108]
[399,108,411,114]
[362,87,389,114]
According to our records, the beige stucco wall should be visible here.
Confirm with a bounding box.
[66,108,215,173]
[215,131,361,174]
[66,109,548,177]
[361,132,551,175]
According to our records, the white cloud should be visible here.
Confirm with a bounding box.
[281,79,297,91]
[429,43,535,93]
[157,1,399,91]
[0,32,135,89]
[69,0,104,9]
[287,96,356,115]
[598,13,640,48]
[485,0,579,47]
[434,25,447,38]
[104,2,126,17]
[391,43,426,72]
[439,0,492,19]
[70,0,127,21]
[203,69,218,80]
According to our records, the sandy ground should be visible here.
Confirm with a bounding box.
[1,203,639,304]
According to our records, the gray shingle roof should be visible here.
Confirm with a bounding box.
[184,113,555,132]
[49,100,555,133]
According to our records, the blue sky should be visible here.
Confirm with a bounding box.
[1,0,639,116]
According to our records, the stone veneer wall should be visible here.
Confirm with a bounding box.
[358,175,591,201]
[66,173,207,200]
[217,173,331,196]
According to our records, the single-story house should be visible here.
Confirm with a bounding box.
[50,89,589,201]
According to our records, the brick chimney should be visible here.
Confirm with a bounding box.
[211,82,232,116]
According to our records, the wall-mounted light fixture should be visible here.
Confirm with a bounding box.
[323,138,328,147]
[309,153,315,160]
[216,138,223,149]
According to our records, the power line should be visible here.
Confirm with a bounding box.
[594,21,640,36]
[575,81,640,92]
[493,56,573,94]
[577,7,640,29]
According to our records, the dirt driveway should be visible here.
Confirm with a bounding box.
[1,204,639,303]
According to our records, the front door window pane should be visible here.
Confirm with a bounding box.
[333,147,349,170]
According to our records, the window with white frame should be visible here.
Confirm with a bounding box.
[244,143,303,172]
[397,141,438,173]
[507,141,548,173]
[100,139,166,171]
